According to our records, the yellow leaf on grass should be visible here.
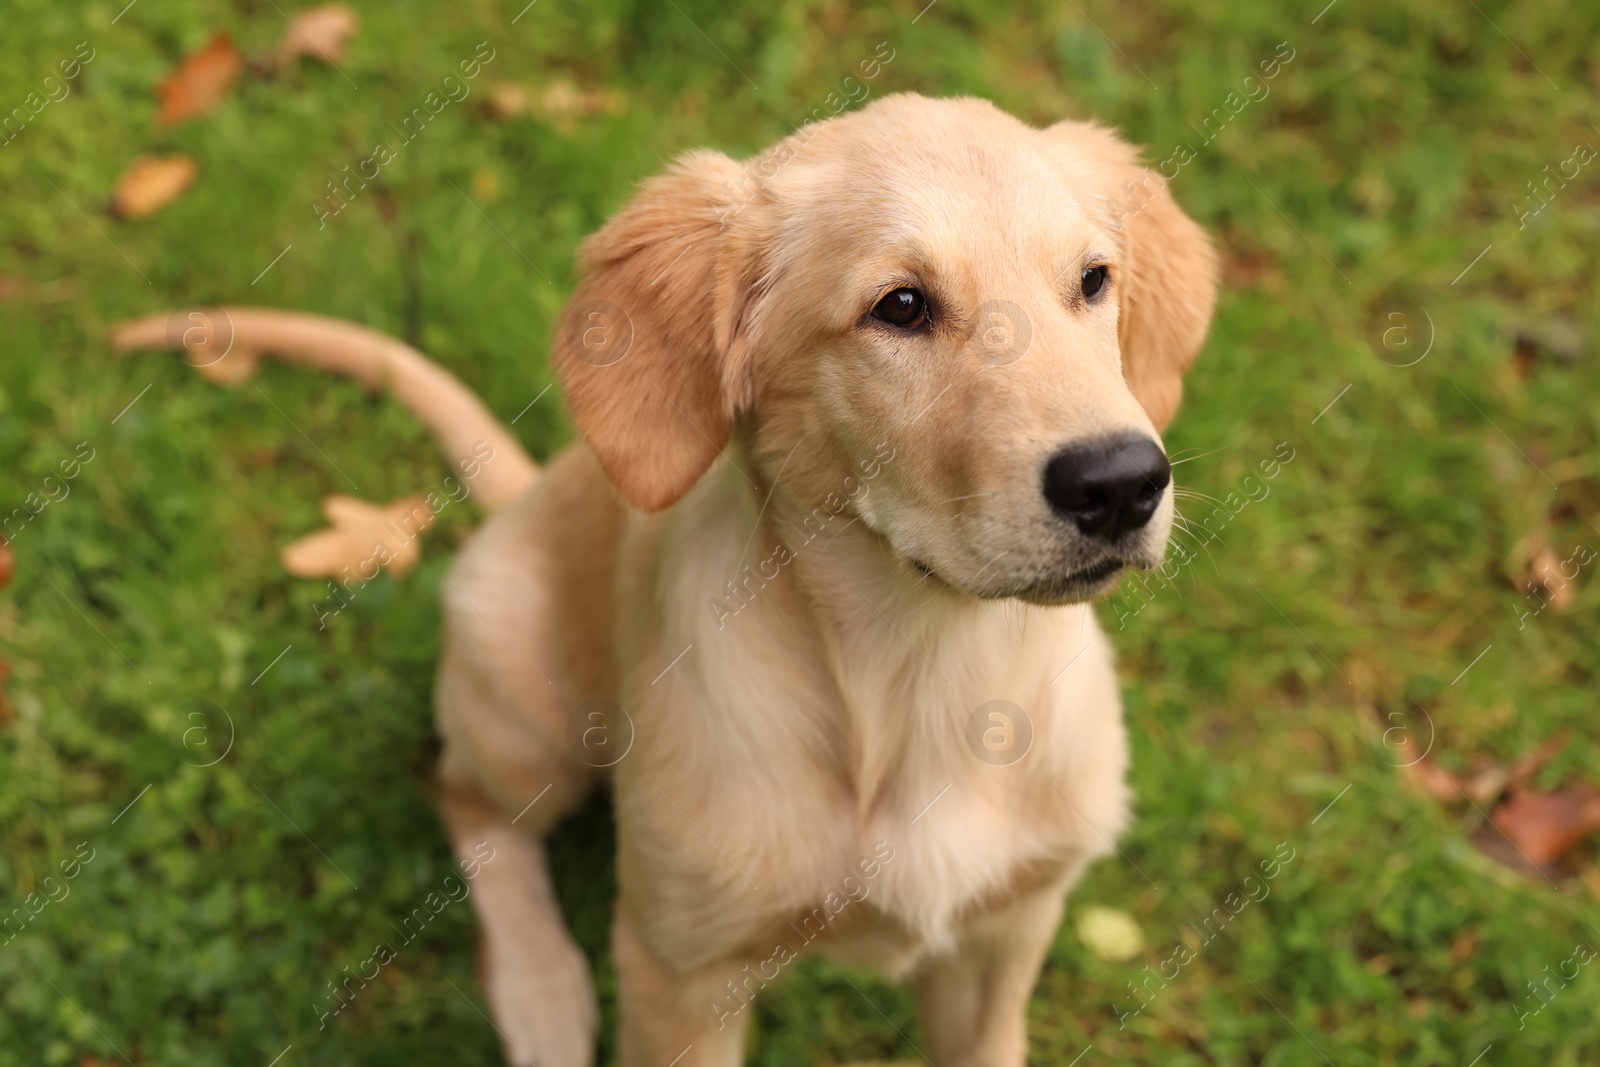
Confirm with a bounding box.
[1076,904,1144,962]
[471,166,501,203]
[112,155,198,219]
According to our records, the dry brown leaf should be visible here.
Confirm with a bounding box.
[1449,926,1480,965]
[1489,785,1600,867]
[1403,732,1570,811]
[112,155,198,219]
[1226,248,1276,290]
[281,495,435,579]
[158,33,244,125]
[277,5,359,66]
[1515,314,1587,366]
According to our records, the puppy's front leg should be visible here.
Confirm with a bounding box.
[911,881,1072,1067]
[439,785,599,1067]
[614,914,752,1067]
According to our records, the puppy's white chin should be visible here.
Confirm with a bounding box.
[1008,561,1130,606]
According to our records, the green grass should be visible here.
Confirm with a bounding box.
[2,0,1599,1063]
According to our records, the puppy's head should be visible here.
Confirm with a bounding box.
[553,94,1217,605]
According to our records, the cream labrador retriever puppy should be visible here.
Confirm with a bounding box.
[115,91,1216,1066]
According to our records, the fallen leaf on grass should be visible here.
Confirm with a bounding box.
[1460,763,1510,805]
[277,5,359,67]
[1406,756,1511,806]
[1219,243,1278,291]
[1514,314,1587,368]
[486,79,626,127]
[281,495,435,579]
[471,166,501,203]
[0,276,75,303]
[1402,757,1468,804]
[1521,540,1577,613]
[1489,785,1600,867]
[111,155,198,218]
[486,83,530,120]
[1403,730,1570,809]
[157,33,244,126]
[1076,904,1144,962]
[539,80,597,118]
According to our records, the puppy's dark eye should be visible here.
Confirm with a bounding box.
[872,288,928,328]
[1081,265,1108,299]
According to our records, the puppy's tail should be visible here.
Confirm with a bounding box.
[109,307,539,510]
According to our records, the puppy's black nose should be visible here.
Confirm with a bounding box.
[1043,434,1171,540]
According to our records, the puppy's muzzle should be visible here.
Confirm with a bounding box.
[1042,433,1171,541]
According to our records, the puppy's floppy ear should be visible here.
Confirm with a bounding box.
[1042,121,1219,431]
[552,149,749,512]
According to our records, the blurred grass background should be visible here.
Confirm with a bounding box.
[2,0,1599,1063]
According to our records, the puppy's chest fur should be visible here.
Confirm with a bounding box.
[617,466,1131,972]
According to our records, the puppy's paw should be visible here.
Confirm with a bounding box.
[484,942,598,1067]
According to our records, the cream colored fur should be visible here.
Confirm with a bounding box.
[116,92,1217,1066]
